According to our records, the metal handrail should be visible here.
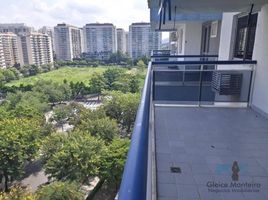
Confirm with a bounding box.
[118,63,152,200]
[152,60,257,65]
[151,54,218,58]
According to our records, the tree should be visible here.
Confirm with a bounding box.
[2,69,16,82]
[5,91,49,118]
[0,119,42,191]
[100,139,130,191]
[41,133,67,164]
[0,186,36,200]
[128,75,140,93]
[103,91,140,134]
[80,117,119,143]
[108,51,131,65]
[70,81,89,99]
[103,68,124,90]
[33,80,72,104]
[51,105,72,131]
[89,73,105,100]
[43,131,105,183]
[36,181,83,200]
[137,60,146,71]
[0,70,5,83]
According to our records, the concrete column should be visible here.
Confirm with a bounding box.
[252,3,268,116]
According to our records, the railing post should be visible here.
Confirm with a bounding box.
[198,65,204,107]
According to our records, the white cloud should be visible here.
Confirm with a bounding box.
[0,0,150,30]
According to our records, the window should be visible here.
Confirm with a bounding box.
[211,21,218,38]
[178,28,183,54]
[233,13,258,60]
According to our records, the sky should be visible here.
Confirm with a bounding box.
[0,0,150,30]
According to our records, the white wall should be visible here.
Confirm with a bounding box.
[218,13,238,60]
[252,3,268,115]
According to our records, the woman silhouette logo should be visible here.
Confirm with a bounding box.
[232,161,240,181]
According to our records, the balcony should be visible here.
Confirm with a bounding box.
[118,54,268,200]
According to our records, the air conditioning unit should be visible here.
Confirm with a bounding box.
[212,72,243,95]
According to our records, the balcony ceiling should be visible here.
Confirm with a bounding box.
[149,0,268,30]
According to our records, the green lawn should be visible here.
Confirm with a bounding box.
[6,66,109,87]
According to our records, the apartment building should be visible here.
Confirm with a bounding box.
[83,23,117,60]
[39,26,55,53]
[126,32,129,55]
[119,1,268,200]
[0,23,33,35]
[129,22,161,59]
[54,23,83,61]
[0,39,5,68]
[20,32,53,66]
[0,32,23,68]
[116,28,127,53]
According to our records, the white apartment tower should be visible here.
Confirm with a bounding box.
[0,39,5,68]
[116,28,127,53]
[39,26,55,53]
[129,23,161,59]
[83,23,117,59]
[126,32,129,55]
[54,23,83,61]
[0,32,24,68]
[20,32,53,66]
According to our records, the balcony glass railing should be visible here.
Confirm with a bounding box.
[118,54,257,200]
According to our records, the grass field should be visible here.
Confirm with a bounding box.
[6,66,110,87]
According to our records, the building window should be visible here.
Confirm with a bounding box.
[178,28,183,54]
[233,13,258,60]
[210,21,218,38]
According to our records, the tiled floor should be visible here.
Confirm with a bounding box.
[155,106,268,200]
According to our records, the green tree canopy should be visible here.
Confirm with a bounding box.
[51,105,73,131]
[36,181,83,200]
[0,186,36,200]
[5,91,49,118]
[100,138,130,191]
[33,80,72,104]
[43,131,105,183]
[89,73,106,100]
[103,91,140,134]
[103,68,124,90]
[137,60,146,71]
[80,117,119,143]
[0,118,42,191]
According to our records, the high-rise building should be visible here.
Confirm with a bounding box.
[0,32,24,68]
[20,32,53,66]
[39,26,55,53]
[54,23,83,61]
[126,32,129,55]
[83,23,117,60]
[116,28,127,53]
[0,39,5,68]
[0,23,33,35]
[129,22,161,59]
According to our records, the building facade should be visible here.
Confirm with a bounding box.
[39,26,55,56]
[54,23,83,61]
[0,39,5,68]
[83,23,117,60]
[129,22,161,59]
[0,23,33,35]
[0,32,23,68]
[20,32,53,66]
[116,28,127,53]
